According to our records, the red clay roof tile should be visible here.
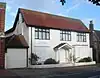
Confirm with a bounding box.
[20,8,89,32]
[6,34,29,48]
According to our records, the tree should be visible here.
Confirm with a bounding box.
[60,0,100,6]
[60,0,66,5]
[89,0,100,6]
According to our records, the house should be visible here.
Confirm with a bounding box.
[5,8,93,68]
[0,2,6,68]
[89,21,100,63]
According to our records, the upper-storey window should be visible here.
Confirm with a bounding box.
[60,30,71,41]
[35,28,50,40]
[77,33,86,42]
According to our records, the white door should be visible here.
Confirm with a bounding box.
[59,49,66,63]
[6,49,26,68]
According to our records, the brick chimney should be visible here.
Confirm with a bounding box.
[89,20,94,48]
[89,20,94,32]
[0,2,6,31]
[0,2,6,68]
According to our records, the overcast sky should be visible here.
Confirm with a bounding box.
[0,0,100,31]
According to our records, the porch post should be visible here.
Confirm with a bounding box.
[55,50,57,62]
[71,49,73,63]
[68,49,70,63]
[65,49,67,62]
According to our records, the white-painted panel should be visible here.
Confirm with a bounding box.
[75,46,92,61]
[5,49,27,68]
[34,46,54,62]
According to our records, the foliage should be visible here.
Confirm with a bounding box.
[88,0,100,6]
[78,57,92,62]
[44,58,58,64]
[31,53,39,61]
[29,53,40,65]
[60,0,100,6]
[69,53,79,63]
[60,0,66,5]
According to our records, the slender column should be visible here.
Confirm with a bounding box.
[55,50,57,61]
[58,50,60,63]
[68,49,69,63]
[65,49,67,63]
[71,49,73,63]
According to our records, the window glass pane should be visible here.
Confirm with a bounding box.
[64,34,66,41]
[35,31,38,39]
[46,33,49,40]
[43,29,45,32]
[39,31,42,39]
[42,32,46,39]
[60,33,62,40]
[35,28,38,31]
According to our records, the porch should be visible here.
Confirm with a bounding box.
[54,43,74,64]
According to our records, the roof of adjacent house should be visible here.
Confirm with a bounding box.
[5,8,89,34]
[5,34,29,48]
[94,30,100,40]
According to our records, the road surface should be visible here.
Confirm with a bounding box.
[8,65,100,78]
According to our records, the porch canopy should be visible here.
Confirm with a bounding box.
[54,43,72,51]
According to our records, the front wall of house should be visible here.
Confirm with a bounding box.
[28,27,92,63]
[5,48,27,69]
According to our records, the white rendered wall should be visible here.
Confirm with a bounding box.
[5,48,27,69]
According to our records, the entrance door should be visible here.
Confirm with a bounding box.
[59,49,66,63]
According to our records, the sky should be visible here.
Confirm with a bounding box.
[0,0,100,31]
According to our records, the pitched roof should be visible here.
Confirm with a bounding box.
[94,30,100,40]
[20,8,89,32]
[5,34,29,48]
[6,8,89,34]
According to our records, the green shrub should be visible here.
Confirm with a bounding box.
[29,53,39,65]
[44,58,58,64]
[78,57,92,62]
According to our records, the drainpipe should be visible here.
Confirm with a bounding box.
[26,48,28,68]
[31,27,32,64]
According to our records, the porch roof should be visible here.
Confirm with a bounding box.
[5,34,29,48]
[54,43,72,51]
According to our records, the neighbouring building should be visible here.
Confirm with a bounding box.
[5,8,93,68]
[0,2,6,68]
[89,21,100,63]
